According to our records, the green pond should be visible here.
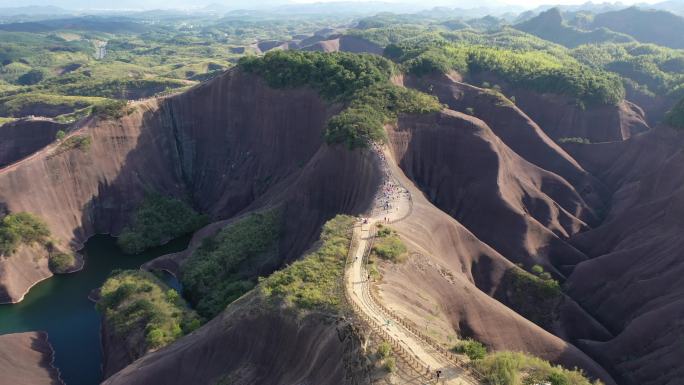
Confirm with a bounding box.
[0,234,189,385]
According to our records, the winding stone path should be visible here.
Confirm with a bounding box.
[345,145,479,385]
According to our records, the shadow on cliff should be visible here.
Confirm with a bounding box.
[72,69,381,270]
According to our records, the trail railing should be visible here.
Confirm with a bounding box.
[343,224,433,381]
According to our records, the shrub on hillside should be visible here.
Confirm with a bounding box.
[397,43,624,106]
[506,267,562,328]
[452,338,487,360]
[260,215,355,312]
[117,193,207,255]
[665,97,684,129]
[475,351,598,385]
[377,341,392,358]
[371,226,407,263]
[325,105,386,148]
[96,270,200,352]
[91,99,128,119]
[182,210,281,318]
[239,50,393,100]
[0,212,50,256]
[240,51,440,148]
[53,135,91,156]
[48,252,76,273]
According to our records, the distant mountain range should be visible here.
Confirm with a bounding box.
[516,7,635,47]
[516,5,684,49]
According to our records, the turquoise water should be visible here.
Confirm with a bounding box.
[0,234,188,385]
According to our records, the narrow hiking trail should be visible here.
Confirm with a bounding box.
[345,144,479,385]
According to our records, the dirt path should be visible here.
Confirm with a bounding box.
[345,144,479,385]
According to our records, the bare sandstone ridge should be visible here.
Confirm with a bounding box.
[383,112,616,384]
[0,332,63,385]
[462,72,650,143]
[0,118,67,168]
[103,293,368,385]
[392,111,594,275]
[2,61,682,385]
[0,69,380,303]
[560,126,684,385]
[404,72,608,207]
[300,35,383,54]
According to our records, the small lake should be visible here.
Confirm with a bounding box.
[0,234,189,385]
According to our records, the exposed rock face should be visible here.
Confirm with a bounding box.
[2,62,682,385]
[383,111,616,384]
[385,74,682,384]
[103,295,369,385]
[100,312,147,379]
[561,126,684,385]
[0,332,63,385]
[464,72,650,143]
[0,69,379,303]
[393,111,593,275]
[405,72,608,207]
[0,119,66,168]
[0,243,53,304]
[301,35,383,54]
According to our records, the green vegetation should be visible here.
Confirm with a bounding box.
[183,210,281,318]
[0,93,111,118]
[666,97,684,129]
[239,51,441,148]
[239,50,394,100]
[452,338,487,360]
[570,43,684,99]
[91,99,129,119]
[377,341,392,358]
[383,356,397,373]
[117,193,207,255]
[395,43,624,106]
[0,212,50,256]
[260,215,355,312]
[375,341,396,373]
[474,351,600,385]
[57,134,91,153]
[96,270,200,351]
[48,252,77,274]
[371,225,407,263]
[0,117,16,126]
[0,14,346,121]
[506,267,562,328]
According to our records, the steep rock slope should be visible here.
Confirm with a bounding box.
[103,293,367,385]
[405,72,607,208]
[0,332,62,385]
[300,35,382,54]
[392,110,592,275]
[560,126,684,385]
[0,119,66,168]
[466,73,650,143]
[375,140,615,384]
[0,69,379,303]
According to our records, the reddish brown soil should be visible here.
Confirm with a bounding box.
[2,64,682,385]
[103,294,369,385]
[0,332,62,385]
[301,35,382,54]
